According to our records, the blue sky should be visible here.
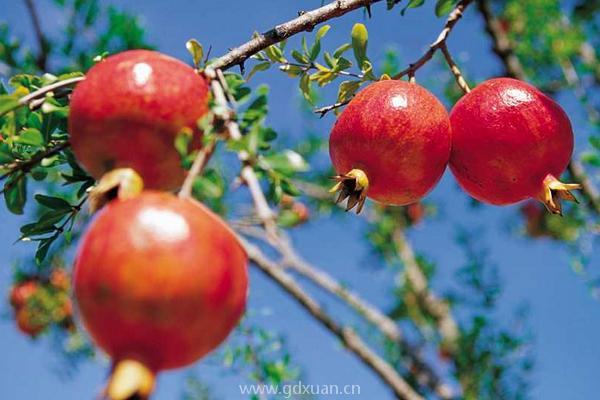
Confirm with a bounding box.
[0,0,599,399]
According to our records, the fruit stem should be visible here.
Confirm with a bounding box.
[105,359,155,400]
[536,174,582,215]
[89,168,144,213]
[329,168,369,214]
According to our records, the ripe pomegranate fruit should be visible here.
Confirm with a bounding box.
[73,192,248,399]
[329,79,451,213]
[69,49,210,190]
[450,78,580,214]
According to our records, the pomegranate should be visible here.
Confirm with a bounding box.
[69,49,210,190]
[49,268,70,291]
[73,192,248,398]
[329,79,451,213]
[15,308,45,338]
[450,78,580,214]
[9,280,38,308]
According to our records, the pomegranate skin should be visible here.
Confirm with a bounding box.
[69,50,209,190]
[73,192,248,372]
[329,80,451,206]
[450,78,574,205]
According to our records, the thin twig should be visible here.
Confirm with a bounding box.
[314,100,351,117]
[393,0,473,79]
[205,68,278,236]
[279,62,365,79]
[178,139,217,199]
[212,0,385,71]
[393,228,459,349]
[0,141,71,182]
[241,238,425,400]
[314,0,473,116]
[1,77,85,118]
[256,227,455,399]
[440,44,471,93]
[23,0,48,70]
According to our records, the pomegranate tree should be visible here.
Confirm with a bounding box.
[68,50,210,191]
[73,192,248,399]
[329,79,452,213]
[450,78,580,214]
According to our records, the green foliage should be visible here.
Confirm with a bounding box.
[249,24,380,109]
[222,319,300,391]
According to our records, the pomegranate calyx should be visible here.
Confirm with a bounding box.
[329,168,369,214]
[536,174,581,215]
[89,168,144,213]
[105,359,155,400]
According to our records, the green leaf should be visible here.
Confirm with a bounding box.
[261,150,309,175]
[309,25,331,62]
[351,23,369,69]
[0,143,14,164]
[324,52,336,69]
[0,95,20,116]
[333,43,352,58]
[174,130,193,158]
[402,0,426,15]
[335,57,353,71]
[35,235,57,265]
[299,73,313,103]
[15,128,44,146]
[337,80,361,103]
[435,0,455,16]
[581,152,600,167]
[315,24,331,42]
[186,39,204,68]
[264,45,286,63]
[291,50,309,64]
[20,209,71,237]
[4,176,27,215]
[34,194,72,211]
[589,136,600,150]
[247,61,271,81]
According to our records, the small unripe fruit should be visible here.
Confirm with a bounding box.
[450,78,580,214]
[69,50,210,190]
[329,80,451,213]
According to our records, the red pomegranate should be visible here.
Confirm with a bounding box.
[9,280,38,308]
[73,192,248,398]
[69,50,210,190]
[15,307,45,338]
[450,78,580,214]
[329,79,451,213]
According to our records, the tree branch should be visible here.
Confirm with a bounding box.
[393,0,473,80]
[241,238,425,400]
[440,44,471,93]
[314,0,473,116]
[272,230,455,399]
[475,0,600,215]
[179,139,217,199]
[205,68,278,235]
[211,0,384,71]
[392,227,459,348]
[1,76,85,118]
[0,140,71,182]
[23,0,49,70]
